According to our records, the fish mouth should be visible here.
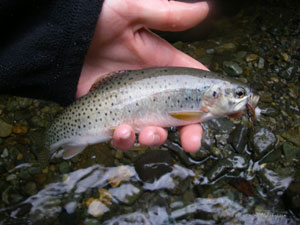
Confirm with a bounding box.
[246,93,260,120]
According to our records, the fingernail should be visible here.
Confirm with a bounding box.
[170,0,208,3]
[120,129,131,140]
[151,134,161,145]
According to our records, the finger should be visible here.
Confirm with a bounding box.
[179,124,203,152]
[134,28,209,71]
[111,124,136,151]
[134,0,209,31]
[138,126,168,147]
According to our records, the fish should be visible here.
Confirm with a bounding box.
[45,67,259,159]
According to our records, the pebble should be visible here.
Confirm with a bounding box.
[0,120,13,137]
[250,127,277,159]
[282,142,299,161]
[215,43,237,53]
[13,124,28,135]
[246,53,258,62]
[87,199,109,217]
[258,57,265,69]
[134,150,173,183]
[228,124,249,154]
[110,183,142,205]
[59,162,71,174]
[280,52,290,61]
[223,61,243,76]
[282,125,300,147]
[24,181,37,195]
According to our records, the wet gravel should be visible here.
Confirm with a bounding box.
[0,1,300,224]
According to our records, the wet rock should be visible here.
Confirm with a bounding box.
[258,91,273,103]
[261,148,282,163]
[245,53,258,62]
[283,181,300,218]
[206,118,234,134]
[215,43,236,53]
[1,148,9,158]
[228,124,249,154]
[282,142,299,161]
[279,66,295,80]
[205,154,249,182]
[59,162,72,174]
[229,179,255,196]
[258,57,265,69]
[88,199,109,217]
[12,124,28,135]
[282,125,300,147]
[250,127,276,159]
[110,183,142,205]
[81,144,114,167]
[200,122,214,149]
[24,181,37,196]
[134,150,173,183]
[84,218,102,225]
[164,140,192,166]
[259,168,293,193]
[280,52,290,61]
[235,51,247,60]
[223,61,243,77]
[0,120,13,137]
[189,147,211,161]
[260,105,279,117]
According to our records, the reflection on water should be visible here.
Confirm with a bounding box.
[0,163,297,224]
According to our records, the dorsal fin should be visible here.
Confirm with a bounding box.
[89,70,127,92]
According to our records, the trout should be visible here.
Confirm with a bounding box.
[45,67,259,159]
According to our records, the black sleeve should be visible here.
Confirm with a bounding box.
[0,0,104,106]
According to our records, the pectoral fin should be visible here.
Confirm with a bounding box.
[169,112,205,122]
[62,145,87,159]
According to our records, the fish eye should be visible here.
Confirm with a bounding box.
[235,87,246,98]
[212,91,218,98]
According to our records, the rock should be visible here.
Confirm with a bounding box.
[260,106,279,117]
[110,183,142,205]
[223,61,243,77]
[24,181,37,196]
[282,125,300,147]
[280,52,290,61]
[279,66,295,80]
[0,120,13,137]
[205,154,249,182]
[1,148,9,158]
[258,91,273,103]
[235,51,247,60]
[245,53,258,62]
[206,48,215,54]
[13,124,28,135]
[59,162,71,174]
[206,118,234,134]
[88,199,109,217]
[283,181,300,217]
[134,150,173,183]
[215,43,237,53]
[228,124,249,153]
[258,57,265,69]
[250,127,276,159]
[282,142,299,161]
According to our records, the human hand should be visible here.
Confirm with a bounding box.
[77,0,210,152]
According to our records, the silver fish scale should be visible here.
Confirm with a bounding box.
[45,67,241,154]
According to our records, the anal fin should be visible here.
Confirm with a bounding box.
[169,112,205,122]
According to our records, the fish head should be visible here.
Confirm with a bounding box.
[202,82,259,118]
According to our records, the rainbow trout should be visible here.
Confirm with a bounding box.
[46,67,259,159]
